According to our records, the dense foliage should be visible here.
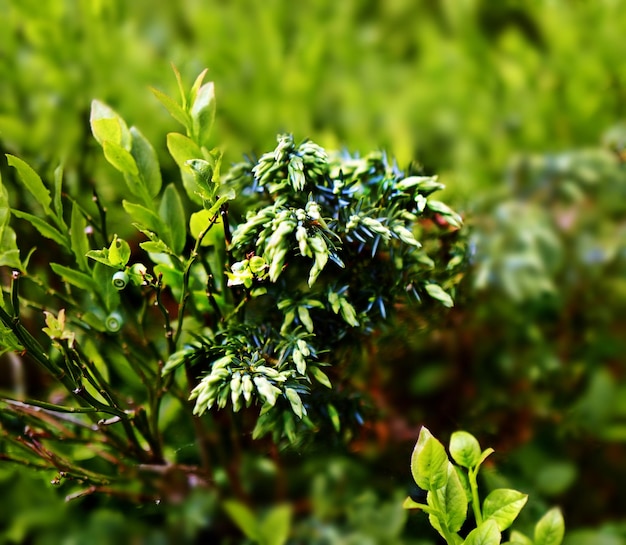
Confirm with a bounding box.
[1,0,626,543]
[0,71,462,542]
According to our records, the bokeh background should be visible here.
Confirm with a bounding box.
[1,0,626,543]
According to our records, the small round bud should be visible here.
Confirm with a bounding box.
[129,263,149,286]
[105,312,123,333]
[111,271,129,290]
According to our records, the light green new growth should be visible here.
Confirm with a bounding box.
[404,427,565,545]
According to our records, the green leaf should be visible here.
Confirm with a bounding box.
[0,177,11,226]
[534,507,565,545]
[310,366,332,388]
[6,155,52,215]
[86,248,112,266]
[50,263,97,292]
[285,388,305,419]
[11,209,68,247]
[52,165,65,227]
[327,403,340,432]
[450,431,482,468]
[167,132,204,204]
[411,426,450,492]
[167,132,203,167]
[0,321,23,354]
[159,184,186,254]
[191,81,216,149]
[139,230,172,255]
[204,192,234,218]
[507,530,533,545]
[189,210,223,246]
[463,519,501,545]
[186,159,217,201]
[339,298,359,327]
[428,462,468,534]
[0,181,22,270]
[482,489,528,531]
[162,348,191,375]
[107,235,131,268]
[297,305,314,332]
[188,68,208,108]
[424,283,454,307]
[92,262,121,312]
[402,496,433,512]
[154,263,184,292]
[130,126,162,198]
[103,140,139,177]
[476,448,495,467]
[258,505,292,545]
[150,87,190,128]
[123,200,164,234]
[223,500,259,542]
[70,203,89,271]
[0,227,22,270]
[171,63,188,109]
[427,199,463,228]
[90,100,131,148]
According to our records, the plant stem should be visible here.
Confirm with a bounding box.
[173,213,220,347]
[92,189,108,244]
[469,466,483,526]
[153,273,175,354]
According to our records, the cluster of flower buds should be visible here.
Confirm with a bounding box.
[252,135,328,193]
[188,351,306,418]
[230,199,336,286]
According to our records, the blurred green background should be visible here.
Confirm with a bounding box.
[1,0,626,543]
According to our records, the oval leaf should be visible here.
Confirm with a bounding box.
[123,200,164,234]
[190,209,222,246]
[223,500,259,542]
[167,132,203,168]
[167,132,204,204]
[107,235,131,268]
[159,184,186,254]
[310,367,332,388]
[424,283,454,308]
[411,427,450,492]
[534,507,565,545]
[130,126,162,198]
[483,489,528,531]
[450,431,482,468]
[259,505,292,545]
[90,100,131,148]
[463,519,501,545]
[103,140,139,176]
[429,462,468,533]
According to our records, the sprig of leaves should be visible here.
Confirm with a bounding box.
[404,427,565,545]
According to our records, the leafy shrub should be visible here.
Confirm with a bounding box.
[0,71,461,542]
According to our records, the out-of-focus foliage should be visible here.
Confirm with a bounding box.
[1,0,626,543]
[2,0,626,195]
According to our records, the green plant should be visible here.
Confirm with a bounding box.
[3,2,626,542]
[404,427,565,545]
[0,67,461,526]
